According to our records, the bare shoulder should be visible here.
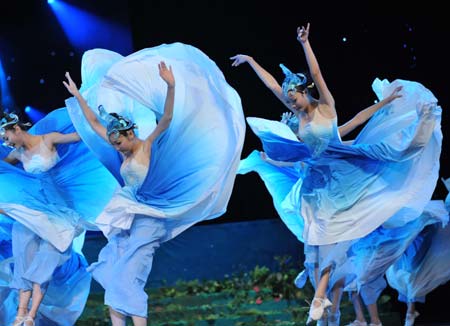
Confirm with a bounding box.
[316,103,337,120]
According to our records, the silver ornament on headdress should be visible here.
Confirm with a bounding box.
[0,113,19,136]
[97,105,136,141]
[279,63,308,97]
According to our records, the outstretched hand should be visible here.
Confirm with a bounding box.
[62,72,80,97]
[230,54,251,67]
[158,61,175,88]
[281,111,294,124]
[297,23,310,43]
[385,85,403,103]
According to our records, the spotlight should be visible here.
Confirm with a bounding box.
[47,1,133,54]
[48,0,56,4]
[24,106,45,123]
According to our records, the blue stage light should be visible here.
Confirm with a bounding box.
[47,1,132,54]
[24,106,46,123]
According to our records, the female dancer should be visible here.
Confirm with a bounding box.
[386,187,450,326]
[63,43,245,325]
[0,108,118,325]
[242,81,403,325]
[231,23,441,325]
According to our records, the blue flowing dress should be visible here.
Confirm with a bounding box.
[238,78,442,295]
[65,42,246,317]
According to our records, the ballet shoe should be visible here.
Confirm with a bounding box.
[308,297,332,321]
[23,316,34,326]
[12,316,25,326]
[345,321,368,326]
[404,311,420,326]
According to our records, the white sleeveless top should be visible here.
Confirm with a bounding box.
[119,145,150,189]
[297,109,340,157]
[120,158,149,189]
[17,141,60,174]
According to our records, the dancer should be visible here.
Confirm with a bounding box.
[1,111,83,326]
[251,86,403,326]
[0,107,118,326]
[63,43,245,326]
[386,182,450,326]
[231,23,441,325]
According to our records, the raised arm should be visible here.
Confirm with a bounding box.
[143,61,175,151]
[63,72,108,142]
[43,132,81,147]
[338,86,403,138]
[230,54,293,111]
[297,23,336,118]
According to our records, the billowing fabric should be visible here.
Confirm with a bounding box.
[349,200,448,294]
[0,64,118,324]
[66,42,246,242]
[89,216,166,317]
[241,78,442,246]
[0,216,91,326]
[386,199,450,303]
[0,108,119,251]
[238,150,305,241]
[65,42,245,317]
[0,215,16,326]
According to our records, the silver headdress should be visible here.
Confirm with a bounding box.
[0,113,19,136]
[98,105,136,141]
[279,63,309,97]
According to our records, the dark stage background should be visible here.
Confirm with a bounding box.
[1,0,448,223]
[1,0,449,323]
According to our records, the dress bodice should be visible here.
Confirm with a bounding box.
[18,141,60,174]
[120,157,149,189]
[297,109,340,157]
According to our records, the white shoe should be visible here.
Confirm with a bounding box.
[368,323,382,326]
[404,311,420,326]
[22,316,34,326]
[345,321,367,326]
[308,297,332,321]
[12,316,25,326]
